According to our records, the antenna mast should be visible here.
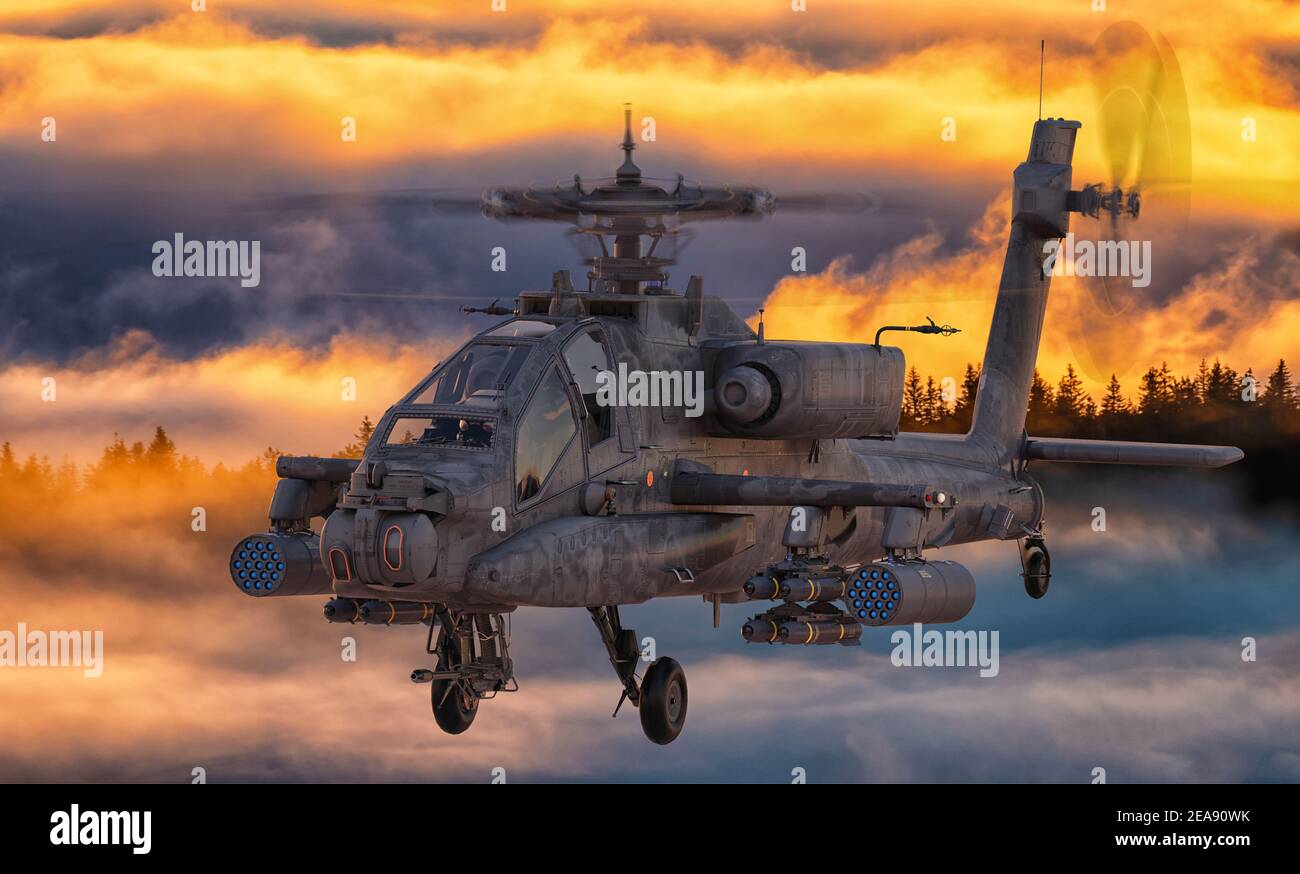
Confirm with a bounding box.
[1038,40,1045,119]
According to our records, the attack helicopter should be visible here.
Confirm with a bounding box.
[229,103,1241,745]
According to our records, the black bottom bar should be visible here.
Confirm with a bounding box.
[0,783,1285,860]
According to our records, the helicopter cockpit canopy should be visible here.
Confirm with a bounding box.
[380,336,542,452]
[406,340,533,408]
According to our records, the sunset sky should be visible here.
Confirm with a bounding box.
[1,1,1297,783]
[1,0,1297,463]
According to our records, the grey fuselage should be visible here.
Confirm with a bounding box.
[329,294,1041,610]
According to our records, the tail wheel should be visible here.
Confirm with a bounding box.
[638,657,688,745]
[431,643,478,735]
[1022,545,1051,599]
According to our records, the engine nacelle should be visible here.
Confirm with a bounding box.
[711,341,904,439]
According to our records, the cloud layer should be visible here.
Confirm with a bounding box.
[0,459,1296,782]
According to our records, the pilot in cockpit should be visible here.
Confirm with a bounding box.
[455,418,494,448]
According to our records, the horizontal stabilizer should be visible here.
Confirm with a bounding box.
[670,471,952,509]
[1023,437,1244,468]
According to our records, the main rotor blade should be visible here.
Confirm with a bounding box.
[232,189,485,216]
[772,191,880,214]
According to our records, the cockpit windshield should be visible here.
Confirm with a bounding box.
[409,342,532,408]
[385,415,495,450]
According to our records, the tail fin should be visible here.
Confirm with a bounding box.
[968,119,1080,457]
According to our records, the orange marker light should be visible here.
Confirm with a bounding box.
[646,469,654,487]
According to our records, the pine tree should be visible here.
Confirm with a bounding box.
[54,457,79,493]
[902,367,925,429]
[1137,364,1174,418]
[0,442,16,480]
[338,416,377,458]
[1195,359,1211,403]
[1100,374,1129,417]
[1205,358,1240,406]
[1170,376,1199,417]
[1054,364,1089,422]
[1263,359,1296,410]
[89,434,131,484]
[950,363,980,431]
[179,455,206,480]
[145,426,178,473]
[923,376,942,425]
[1027,369,1054,429]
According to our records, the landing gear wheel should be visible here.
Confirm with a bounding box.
[638,657,688,745]
[431,649,478,735]
[1022,543,1051,599]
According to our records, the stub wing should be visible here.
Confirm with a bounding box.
[1023,437,1244,468]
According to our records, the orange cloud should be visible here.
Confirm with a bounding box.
[754,200,1300,395]
[0,329,464,464]
[0,3,1296,222]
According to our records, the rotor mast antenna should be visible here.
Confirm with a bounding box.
[613,103,644,294]
[617,103,641,183]
[1038,39,1045,120]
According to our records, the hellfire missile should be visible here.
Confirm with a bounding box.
[776,618,861,645]
[741,616,781,643]
[742,572,782,600]
[742,615,861,645]
[358,600,436,626]
[323,598,361,623]
[778,575,847,602]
